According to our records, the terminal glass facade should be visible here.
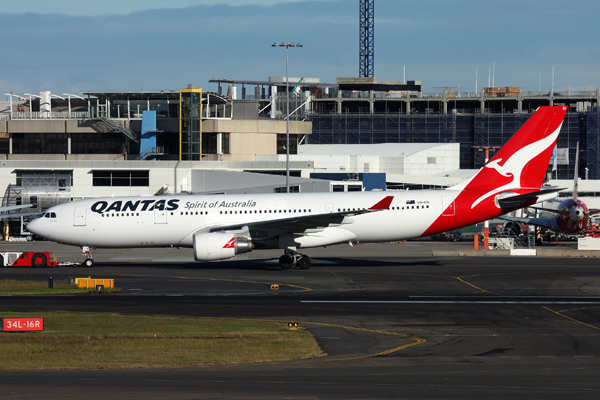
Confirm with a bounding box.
[587,107,600,180]
[179,88,202,160]
[92,170,149,187]
[12,133,68,154]
[308,112,596,179]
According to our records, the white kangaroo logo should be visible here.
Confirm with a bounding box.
[484,159,512,178]
[470,123,562,209]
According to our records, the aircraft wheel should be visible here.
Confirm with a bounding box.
[297,256,311,270]
[83,258,94,268]
[279,254,293,269]
[31,253,47,268]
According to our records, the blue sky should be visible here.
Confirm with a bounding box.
[1,0,598,95]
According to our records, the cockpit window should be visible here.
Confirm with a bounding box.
[44,212,57,219]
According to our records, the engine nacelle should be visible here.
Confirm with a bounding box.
[193,232,254,261]
[502,221,523,237]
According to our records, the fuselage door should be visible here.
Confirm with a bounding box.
[326,203,333,213]
[442,196,455,216]
[154,208,167,224]
[74,206,87,226]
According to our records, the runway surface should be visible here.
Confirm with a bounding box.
[1,240,600,399]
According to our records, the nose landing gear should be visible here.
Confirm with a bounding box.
[82,246,95,268]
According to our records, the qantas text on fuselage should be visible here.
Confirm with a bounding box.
[88,199,259,214]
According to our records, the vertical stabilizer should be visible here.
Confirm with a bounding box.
[423,106,568,237]
[453,106,567,198]
[573,141,579,201]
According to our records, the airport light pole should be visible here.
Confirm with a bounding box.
[272,42,302,193]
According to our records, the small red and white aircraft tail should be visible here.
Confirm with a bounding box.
[501,139,600,235]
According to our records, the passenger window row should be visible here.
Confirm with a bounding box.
[219,209,311,215]
[391,205,429,210]
[98,205,429,218]
[102,213,140,217]
[336,205,430,212]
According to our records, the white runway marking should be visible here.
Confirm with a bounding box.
[302,299,600,304]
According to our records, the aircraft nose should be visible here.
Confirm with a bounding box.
[27,218,45,237]
[26,219,38,233]
[569,206,584,222]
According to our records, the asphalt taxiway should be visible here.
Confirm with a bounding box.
[1,240,600,399]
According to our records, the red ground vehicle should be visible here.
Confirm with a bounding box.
[0,252,57,267]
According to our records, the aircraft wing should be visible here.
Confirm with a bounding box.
[0,204,34,212]
[588,209,600,218]
[0,211,44,219]
[498,215,554,229]
[204,196,394,236]
[528,206,569,215]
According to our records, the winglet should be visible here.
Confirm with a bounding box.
[369,196,394,210]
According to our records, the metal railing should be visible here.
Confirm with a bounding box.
[139,146,165,160]
[9,111,90,120]
[203,103,232,119]
[97,117,138,142]
[310,89,600,100]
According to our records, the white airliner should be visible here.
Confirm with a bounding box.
[27,106,568,269]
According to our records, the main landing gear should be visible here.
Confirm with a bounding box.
[279,250,312,270]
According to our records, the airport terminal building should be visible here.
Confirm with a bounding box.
[1,78,600,228]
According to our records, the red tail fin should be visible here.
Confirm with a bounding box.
[458,106,567,201]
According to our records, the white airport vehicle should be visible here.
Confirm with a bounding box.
[27,106,568,269]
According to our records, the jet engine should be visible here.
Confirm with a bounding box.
[502,221,523,237]
[193,232,254,261]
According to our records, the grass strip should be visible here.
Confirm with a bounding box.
[0,311,324,370]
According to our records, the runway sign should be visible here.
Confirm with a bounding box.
[1,317,44,332]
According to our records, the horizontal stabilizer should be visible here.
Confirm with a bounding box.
[497,187,564,210]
